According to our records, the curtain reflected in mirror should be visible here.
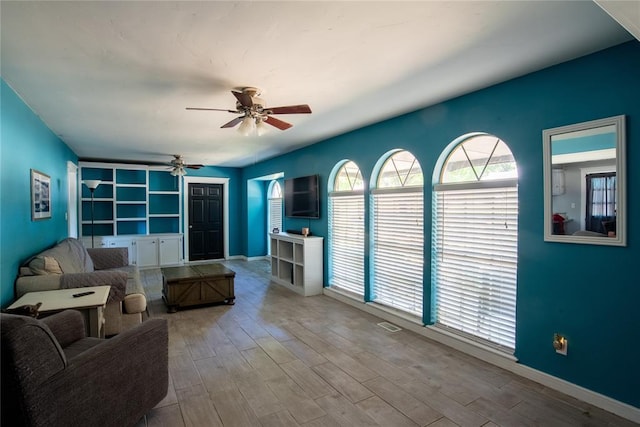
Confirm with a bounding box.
[543,115,626,246]
[585,173,616,236]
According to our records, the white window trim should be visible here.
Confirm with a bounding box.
[67,161,78,238]
[268,180,283,234]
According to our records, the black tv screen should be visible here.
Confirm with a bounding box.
[284,175,320,218]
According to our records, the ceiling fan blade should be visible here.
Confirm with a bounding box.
[265,116,293,130]
[232,91,253,108]
[186,107,237,113]
[221,117,244,128]
[186,164,204,169]
[267,104,312,114]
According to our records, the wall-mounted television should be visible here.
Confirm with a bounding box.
[284,175,320,219]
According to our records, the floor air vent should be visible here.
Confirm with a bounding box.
[377,322,402,332]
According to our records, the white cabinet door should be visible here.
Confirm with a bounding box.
[136,238,159,267]
[104,237,136,265]
[159,236,182,266]
[82,236,108,249]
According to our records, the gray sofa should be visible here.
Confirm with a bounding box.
[1,310,168,426]
[15,238,147,336]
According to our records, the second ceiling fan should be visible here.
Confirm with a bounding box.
[186,87,311,135]
[167,154,203,176]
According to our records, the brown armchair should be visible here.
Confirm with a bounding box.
[1,310,168,426]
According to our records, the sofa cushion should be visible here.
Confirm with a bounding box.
[63,337,102,360]
[60,271,127,303]
[28,256,63,275]
[87,248,128,270]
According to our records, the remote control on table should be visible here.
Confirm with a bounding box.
[72,291,95,298]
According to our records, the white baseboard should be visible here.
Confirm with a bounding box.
[184,255,260,263]
[242,255,269,261]
[323,288,640,423]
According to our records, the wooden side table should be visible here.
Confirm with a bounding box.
[7,286,110,338]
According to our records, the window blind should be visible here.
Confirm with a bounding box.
[433,184,518,350]
[329,193,365,297]
[268,198,282,233]
[372,188,424,317]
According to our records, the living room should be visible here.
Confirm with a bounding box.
[2,2,639,425]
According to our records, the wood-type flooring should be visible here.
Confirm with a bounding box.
[135,260,635,427]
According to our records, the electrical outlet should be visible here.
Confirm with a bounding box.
[553,333,568,355]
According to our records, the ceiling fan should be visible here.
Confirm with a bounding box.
[186,87,312,135]
[167,154,203,176]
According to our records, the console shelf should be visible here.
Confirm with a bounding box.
[269,232,323,296]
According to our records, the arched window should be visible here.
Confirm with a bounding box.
[372,150,424,317]
[267,180,283,238]
[329,161,365,298]
[433,134,518,351]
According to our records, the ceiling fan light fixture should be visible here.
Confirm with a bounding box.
[167,155,202,174]
[256,118,269,136]
[238,115,256,136]
[170,166,186,176]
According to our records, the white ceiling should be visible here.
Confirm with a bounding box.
[1,1,633,168]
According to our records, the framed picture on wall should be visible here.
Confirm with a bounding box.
[31,169,51,220]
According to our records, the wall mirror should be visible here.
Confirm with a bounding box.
[543,115,626,246]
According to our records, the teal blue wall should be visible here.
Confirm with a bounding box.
[242,41,640,407]
[245,179,268,257]
[1,79,78,307]
[552,132,616,155]
[2,40,638,408]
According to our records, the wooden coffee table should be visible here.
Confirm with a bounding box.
[162,263,235,313]
[7,286,110,338]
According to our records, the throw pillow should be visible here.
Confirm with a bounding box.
[29,256,63,275]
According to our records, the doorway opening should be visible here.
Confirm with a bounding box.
[183,177,229,262]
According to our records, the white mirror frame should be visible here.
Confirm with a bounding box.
[543,115,626,246]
